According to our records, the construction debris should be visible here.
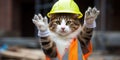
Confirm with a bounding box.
[0,46,45,60]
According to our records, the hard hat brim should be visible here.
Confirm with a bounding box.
[47,10,83,19]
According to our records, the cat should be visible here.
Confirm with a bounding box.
[32,7,100,58]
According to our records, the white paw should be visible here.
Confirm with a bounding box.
[84,7,100,24]
[32,14,48,31]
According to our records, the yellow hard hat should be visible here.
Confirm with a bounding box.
[47,0,83,19]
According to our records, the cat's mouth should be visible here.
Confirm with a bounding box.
[60,29,70,33]
[58,30,71,36]
[60,30,66,33]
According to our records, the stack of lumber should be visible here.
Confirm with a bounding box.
[0,47,45,60]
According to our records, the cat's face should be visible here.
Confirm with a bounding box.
[49,14,81,36]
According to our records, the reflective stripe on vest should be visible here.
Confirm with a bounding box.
[47,38,83,60]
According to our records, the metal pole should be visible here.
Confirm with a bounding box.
[34,0,41,37]
[94,0,100,31]
[100,0,106,31]
[35,0,40,14]
[94,0,106,50]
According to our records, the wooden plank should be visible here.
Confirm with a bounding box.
[1,48,45,60]
[0,38,40,48]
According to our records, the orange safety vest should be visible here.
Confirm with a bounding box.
[46,38,92,60]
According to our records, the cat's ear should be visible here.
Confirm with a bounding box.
[49,14,56,21]
[72,14,79,19]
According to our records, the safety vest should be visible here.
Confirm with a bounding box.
[46,38,92,60]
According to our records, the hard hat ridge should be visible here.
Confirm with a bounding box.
[47,0,83,19]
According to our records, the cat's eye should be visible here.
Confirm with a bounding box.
[66,21,72,25]
[56,21,60,24]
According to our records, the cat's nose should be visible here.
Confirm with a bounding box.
[61,27,65,30]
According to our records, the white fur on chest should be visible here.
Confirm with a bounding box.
[51,34,72,56]
[49,26,81,56]
[52,37,72,56]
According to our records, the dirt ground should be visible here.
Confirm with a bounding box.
[1,49,120,60]
[88,51,120,60]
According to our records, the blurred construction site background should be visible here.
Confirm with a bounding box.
[0,0,120,60]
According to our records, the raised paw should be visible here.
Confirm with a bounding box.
[32,14,48,31]
[84,7,100,24]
